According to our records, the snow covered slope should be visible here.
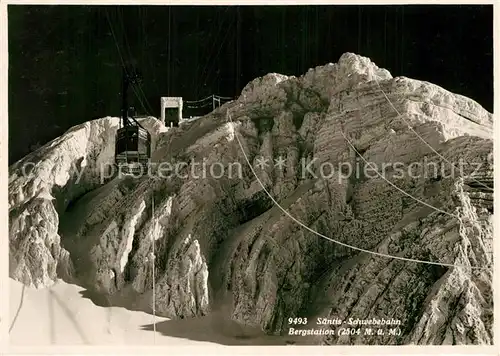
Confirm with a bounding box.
[9,278,298,346]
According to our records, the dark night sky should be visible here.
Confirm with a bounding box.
[8,5,493,164]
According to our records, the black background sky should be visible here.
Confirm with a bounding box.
[8,5,493,164]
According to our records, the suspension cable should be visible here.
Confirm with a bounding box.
[195,7,230,92]
[202,15,236,94]
[105,8,152,117]
[226,107,491,270]
[116,7,156,116]
[374,78,493,192]
[152,194,156,343]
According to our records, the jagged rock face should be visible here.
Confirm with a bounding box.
[9,53,493,345]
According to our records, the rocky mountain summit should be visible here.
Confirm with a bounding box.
[9,53,493,345]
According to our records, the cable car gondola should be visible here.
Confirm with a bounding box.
[114,69,152,175]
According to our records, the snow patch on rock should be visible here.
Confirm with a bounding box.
[119,200,147,273]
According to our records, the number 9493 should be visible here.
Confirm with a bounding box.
[288,317,308,325]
